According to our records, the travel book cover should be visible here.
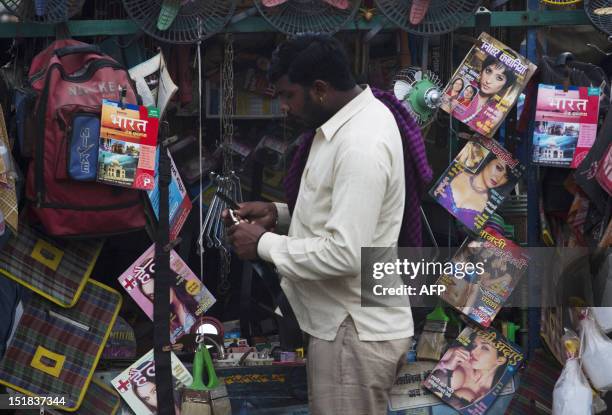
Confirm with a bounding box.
[118,244,216,343]
[430,136,524,232]
[437,227,529,327]
[440,32,536,138]
[111,349,192,415]
[147,148,192,241]
[98,99,159,190]
[532,84,601,168]
[422,325,525,415]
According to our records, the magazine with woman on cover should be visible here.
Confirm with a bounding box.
[437,227,529,327]
[423,325,524,415]
[430,136,524,232]
[440,33,536,138]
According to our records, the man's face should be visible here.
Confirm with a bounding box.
[275,75,330,130]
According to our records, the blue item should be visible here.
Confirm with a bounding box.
[68,115,100,181]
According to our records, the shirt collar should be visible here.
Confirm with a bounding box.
[317,85,374,141]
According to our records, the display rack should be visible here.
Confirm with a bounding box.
[0,10,592,38]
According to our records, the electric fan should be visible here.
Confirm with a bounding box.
[585,0,612,36]
[392,67,443,126]
[540,0,582,5]
[0,0,84,22]
[374,0,482,36]
[253,0,361,35]
[121,0,237,44]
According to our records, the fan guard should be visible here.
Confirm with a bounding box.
[121,0,237,44]
[0,0,85,23]
[392,67,443,126]
[585,0,612,36]
[253,0,361,35]
[540,0,582,4]
[374,0,482,36]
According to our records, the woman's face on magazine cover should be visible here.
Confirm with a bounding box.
[480,64,507,96]
[141,278,155,302]
[463,86,475,100]
[136,381,157,409]
[482,159,508,189]
[451,78,464,93]
[470,336,506,370]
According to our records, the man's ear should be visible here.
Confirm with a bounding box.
[311,79,329,102]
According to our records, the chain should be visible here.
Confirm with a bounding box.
[217,34,235,298]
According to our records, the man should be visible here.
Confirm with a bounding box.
[225,34,418,414]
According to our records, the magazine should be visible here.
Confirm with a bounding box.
[147,148,192,241]
[437,227,529,327]
[111,349,192,415]
[532,84,601,168]
[97,99,159,190]
[440,32,536,138]
[118,244,216,343]
[430,136,524,232]
[422,325,525,415]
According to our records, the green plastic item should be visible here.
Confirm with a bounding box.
[503,322,520,343]
[190,345,220,391]
[427,304,450,322]
[157,0,181,31]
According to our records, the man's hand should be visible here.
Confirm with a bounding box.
[221,201,278,231]
[227,222,267,260]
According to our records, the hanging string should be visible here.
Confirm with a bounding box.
[197,18,204,284]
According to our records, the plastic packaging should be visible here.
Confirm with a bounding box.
[580,317,612,391]
[552,359,593,415]
[591,307,612,333]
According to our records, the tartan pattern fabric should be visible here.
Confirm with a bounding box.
[0,224,103,307]
[0,280,122,411]
[283,87,432,247]
[42,379,121,415]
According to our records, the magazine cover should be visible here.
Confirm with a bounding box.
[532,84,601,168]
[147,148,192,241]
[430,136,524,232]
[440,33,537,138]
[437,227,529,327]
[111,349,192,415]
[118,244,216,343]
[98,99,159,190]
[422,325,525,415]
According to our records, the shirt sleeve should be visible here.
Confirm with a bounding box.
[272,202,291,235]
[257,144,391,281]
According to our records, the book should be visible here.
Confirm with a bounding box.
[423,325,524,415]
[440,32,536,138]
[97,99,159,190]
[437,227,529,327]
[111,349,192,415]
[430,136,524,232]
[147,148,192,241]
[118,244,216,343]
[532,84,601,168]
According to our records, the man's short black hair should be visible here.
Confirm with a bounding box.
[268,34,356,91]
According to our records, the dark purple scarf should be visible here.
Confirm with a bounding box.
[282,87,433,247]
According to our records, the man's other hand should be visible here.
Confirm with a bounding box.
[227,222,267,260]
[221,201,278,231]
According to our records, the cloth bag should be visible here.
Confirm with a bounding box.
[0,279,122,411]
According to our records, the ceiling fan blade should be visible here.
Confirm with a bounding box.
[322,0,350,10]
[409,0,431,25]
[594,7,612,16]
[393,80,414,101]
[262,0,289,7]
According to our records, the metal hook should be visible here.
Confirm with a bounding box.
[586,43,612,57]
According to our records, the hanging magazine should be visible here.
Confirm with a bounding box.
[440,32,536,138]
[437,227,529,327]
[430,136,524,232]
[147,148,192,241]
[532,84,601,168]
[98,99,159,190]
[118,244,216,343]
[111,349,192,415]
[423,325,524,415]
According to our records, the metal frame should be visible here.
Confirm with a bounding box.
[0,10,592,38]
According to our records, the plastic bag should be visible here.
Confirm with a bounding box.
[580,317,612,390]
[592,307,612,333]
[553,359,593,415]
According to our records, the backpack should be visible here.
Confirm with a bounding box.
[25,39,147,237]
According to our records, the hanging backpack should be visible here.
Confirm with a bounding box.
[25,39,146,237]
